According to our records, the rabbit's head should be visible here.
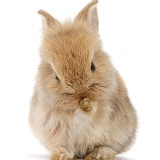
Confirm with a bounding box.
[37,0,116,112]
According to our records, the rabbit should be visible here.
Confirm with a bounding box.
[29,0,137,160]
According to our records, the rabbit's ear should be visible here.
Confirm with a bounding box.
[75,0,99,32]
[38,10,60,29]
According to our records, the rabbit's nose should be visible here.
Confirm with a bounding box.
[79,98,92,111]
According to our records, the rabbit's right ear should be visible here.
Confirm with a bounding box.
[75,0,99,32]
[38,10,60,30]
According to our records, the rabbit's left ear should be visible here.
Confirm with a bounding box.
[75,0,99,32]
[38,10,60,30]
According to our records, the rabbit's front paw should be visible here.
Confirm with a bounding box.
[50,148,67,160]
[79,98,92,111]
[85,147,116,160]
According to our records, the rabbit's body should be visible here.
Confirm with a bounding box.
[29,0,137,160]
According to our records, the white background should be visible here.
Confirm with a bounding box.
[0,0,160,159]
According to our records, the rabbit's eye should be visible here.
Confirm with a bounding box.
[55,75,60,81]
[91,62,96,72]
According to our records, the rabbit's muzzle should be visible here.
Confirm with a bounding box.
[79,98,92,111]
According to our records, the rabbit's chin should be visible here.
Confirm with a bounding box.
[55,100,98,116]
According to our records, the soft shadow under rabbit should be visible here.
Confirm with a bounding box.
[29,0,137,160]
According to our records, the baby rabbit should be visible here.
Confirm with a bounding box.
[29,0,137,160]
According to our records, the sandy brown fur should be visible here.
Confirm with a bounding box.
[29,0,137,160]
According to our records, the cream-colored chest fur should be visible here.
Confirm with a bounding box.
[68,109,109,157]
